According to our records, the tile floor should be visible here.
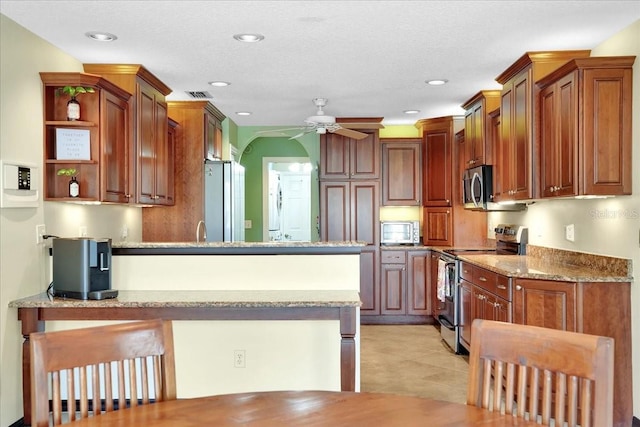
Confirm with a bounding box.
[360,324,469,403]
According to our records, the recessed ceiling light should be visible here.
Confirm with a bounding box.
[403,110,420,114]
[208,81,230,87]
[236,111,252,116]
[233,33,265,43]
[426,79,448,86]
[85,31,117,42]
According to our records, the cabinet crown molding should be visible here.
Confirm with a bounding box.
[167,100,226,121]
[39,72,132,101]
[83,64,172,96]
[495,50,591,84]
[461,90,502,111]
[536,56,636,89]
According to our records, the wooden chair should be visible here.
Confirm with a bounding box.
[466,319,614,427]
[30,319,177,427]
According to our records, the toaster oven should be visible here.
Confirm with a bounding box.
[380,221,420,245]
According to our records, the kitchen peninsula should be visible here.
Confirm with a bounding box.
[11,241,363,426]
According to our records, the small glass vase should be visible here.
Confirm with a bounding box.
[69,177,79,198]
[67,97,80,121]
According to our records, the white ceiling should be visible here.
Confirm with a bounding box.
[1,1,639,127]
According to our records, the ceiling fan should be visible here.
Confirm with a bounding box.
[258,98,383,140]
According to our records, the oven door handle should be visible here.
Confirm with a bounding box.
[438,315,455,330]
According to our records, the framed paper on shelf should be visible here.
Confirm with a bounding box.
[55,128,90,160]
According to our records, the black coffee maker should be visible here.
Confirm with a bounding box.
[52,238,117,300]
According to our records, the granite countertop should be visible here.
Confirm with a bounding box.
[112,241,367,255]
[9,290,362,308]
[457,253,632,283]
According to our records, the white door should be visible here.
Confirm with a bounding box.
[280,172,311,241]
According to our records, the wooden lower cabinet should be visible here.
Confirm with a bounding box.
[364,249,431,324]
[381,260,406,315]
[406,251,430,315]
[513,278,632,427]
[459,262,512,352]
[512,279,576,331]
[359,247,380,315]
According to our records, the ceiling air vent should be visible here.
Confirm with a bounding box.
[186,91,212,99]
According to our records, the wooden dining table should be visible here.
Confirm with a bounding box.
[65,390,538,426]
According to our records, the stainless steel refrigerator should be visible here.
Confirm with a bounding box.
[204,161,245,242]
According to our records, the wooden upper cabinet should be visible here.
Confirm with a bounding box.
[319,180,379,245]
[461,90,501,168]
[319,130,380,180]
[488,108,502,200]
[381,138,421,206]
[40,72,132,202]
[204,105,224,160]
[537,56,635,197]
[142,101,226,242]
[83,64,173,206]
[494,50,590,202]
[422,206,452,246]
[416,116,462,207]
[136,80,170,205]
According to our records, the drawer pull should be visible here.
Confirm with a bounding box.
[478,276,487,282]
[515,285,522,291]
[497,285,507,290]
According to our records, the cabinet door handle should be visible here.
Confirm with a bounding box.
[478,276,487,282]
[497,284,507,290]
[515,285,522,291]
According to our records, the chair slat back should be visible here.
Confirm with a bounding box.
[30,319,176,427]
[467,319,614,427]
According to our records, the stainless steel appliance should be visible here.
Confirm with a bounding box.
[436,224,528,353]
[204,161,245,242]
[380,220,420,245]
[462,165,525,212]
[52,238,116,300]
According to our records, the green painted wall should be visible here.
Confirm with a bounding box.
[238,136,319,242]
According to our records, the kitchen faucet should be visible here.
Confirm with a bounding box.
[196,220,207,243]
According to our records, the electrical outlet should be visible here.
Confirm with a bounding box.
[79,225,87,237]
[244,220,252,229]
[234,350,246,368]
[565,224,575,242]
[36,224,46,245]
[121,224,128,240]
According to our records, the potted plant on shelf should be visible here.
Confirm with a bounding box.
[55,86,95,121]
[57,168,79,198]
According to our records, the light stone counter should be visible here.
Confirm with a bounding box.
[9,289,361,309]
[457,244,632,283]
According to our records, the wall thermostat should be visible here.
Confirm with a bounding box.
[0,160,39,208]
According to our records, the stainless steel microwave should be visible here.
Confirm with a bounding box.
[380,221,420,245]
[462,165,526,212]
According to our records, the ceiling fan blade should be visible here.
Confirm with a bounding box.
[289,131,308,140]
[255,127,306,135]
[336,122,385,130]
[332,127,369,140]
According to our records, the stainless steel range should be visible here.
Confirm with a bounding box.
[436,224,528,354]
